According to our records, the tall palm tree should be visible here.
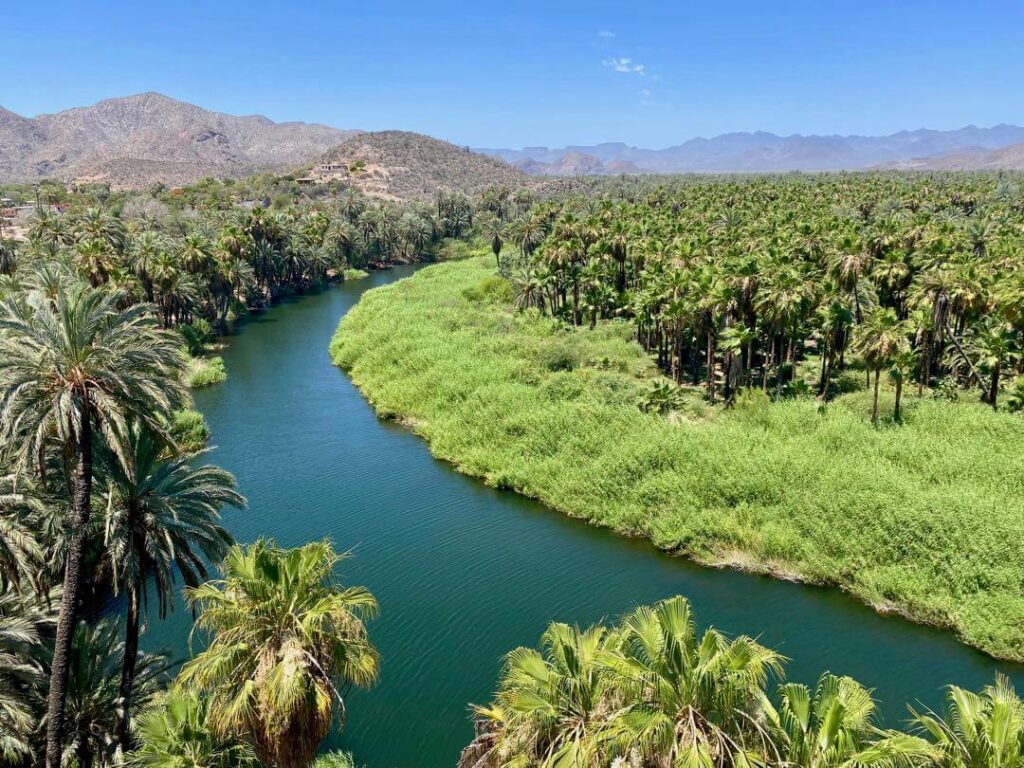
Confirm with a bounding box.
[600,596,784,768]
[101,422,244,751]
[0,281,184,768]
[128,690,260,768]
[178,539,380,768]
[853,309,908,425]
[472,622,611,767]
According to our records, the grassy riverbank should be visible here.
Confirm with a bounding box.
[330,257,1024,660]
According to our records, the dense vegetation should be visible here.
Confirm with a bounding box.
[461,595,1024,768]
[333,172,1024,661]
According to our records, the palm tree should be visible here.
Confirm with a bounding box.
[0,587,53,764]
[766,673,878,768]
[600,596,784,768]
[128,690,260,768]
[907,675,1024,768]
[0,281,184,768]
[101,422,243,752]
[0,475,44,591]
[889,349,916,422]
[971,320,1019,410]
[178,539,380,768]
[853,309,909,425]
[60,619,167,768]
[472,622,610,766]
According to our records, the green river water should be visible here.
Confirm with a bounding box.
[144,265,1024,767]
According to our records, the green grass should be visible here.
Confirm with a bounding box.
[331,257,1024,661]
[168,408,211,452]
[184,355,227,388]
[343,268,370,281]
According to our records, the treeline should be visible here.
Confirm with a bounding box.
[462,595,1024,768]
[492,173,1024,421]
[0,258,377,766]
[1,186,506,332]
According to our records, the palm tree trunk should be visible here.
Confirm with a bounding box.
[894,377,903,421]
[871,370,880,425]
[116,583,141,751]
[45,411,92,768]
[990,361,1001,411]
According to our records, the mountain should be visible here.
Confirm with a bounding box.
[0,92,358,187]
[511,152,643,176]
[879,142,1024,171]
[481,124,1024,174]
[312,131,527,201]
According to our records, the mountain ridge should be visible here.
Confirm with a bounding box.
[479,124,1024,175]
[0,92,359,187]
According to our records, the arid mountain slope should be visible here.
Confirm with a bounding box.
[880,143,1024,171]
[314,131,527,200]
[0,92,357,187]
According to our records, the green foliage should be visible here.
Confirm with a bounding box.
[178,539,379,768]
[343,268,370,281]
[312,751,357,768]
[334,257,1024,660]
[128,690,260,767]
[461,274,514,304]
[169,408,211,452]
[179,319,214,356]
[185,356,227,388]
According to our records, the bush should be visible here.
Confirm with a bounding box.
[343,268,370,281]
[179,318,214,356]
[185,356,227,388]
[169,409,211,452]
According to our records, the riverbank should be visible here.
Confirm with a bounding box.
[331,257,1024,661]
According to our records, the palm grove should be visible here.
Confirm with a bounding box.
[495,173,1024,419]
[0,177,458,766]
[3,170,1024,767]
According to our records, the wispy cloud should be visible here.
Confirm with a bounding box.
[598,30,616,38]
[639,88,652,98]
[603,56,645,75]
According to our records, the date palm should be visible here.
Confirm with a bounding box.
[0,587,53,764]
[101,422,243,752]
[0,281,184,768]
[60,619,167,768]
[178,539,380,768]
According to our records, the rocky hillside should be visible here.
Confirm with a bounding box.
[0,92,357,187]
[312,131,527,201]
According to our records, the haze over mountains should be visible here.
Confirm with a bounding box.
[1,93,1024,191]
[480,125,1024,175]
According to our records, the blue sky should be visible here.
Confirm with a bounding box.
[4,1,1022,148]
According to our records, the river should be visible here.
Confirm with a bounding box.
[145,264,1024,767]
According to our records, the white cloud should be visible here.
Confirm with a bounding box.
[598,30,616,38]
[639,88,652,98]
[603,57,645,75]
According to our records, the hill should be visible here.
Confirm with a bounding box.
[879,142,1024,171]
[481,124,1024,174]
[311,130,527,201]
[0,92,358,187]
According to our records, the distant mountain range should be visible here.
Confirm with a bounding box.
[2,93,1024,191]
[479,125,1024,175]
[0,92,358,187]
